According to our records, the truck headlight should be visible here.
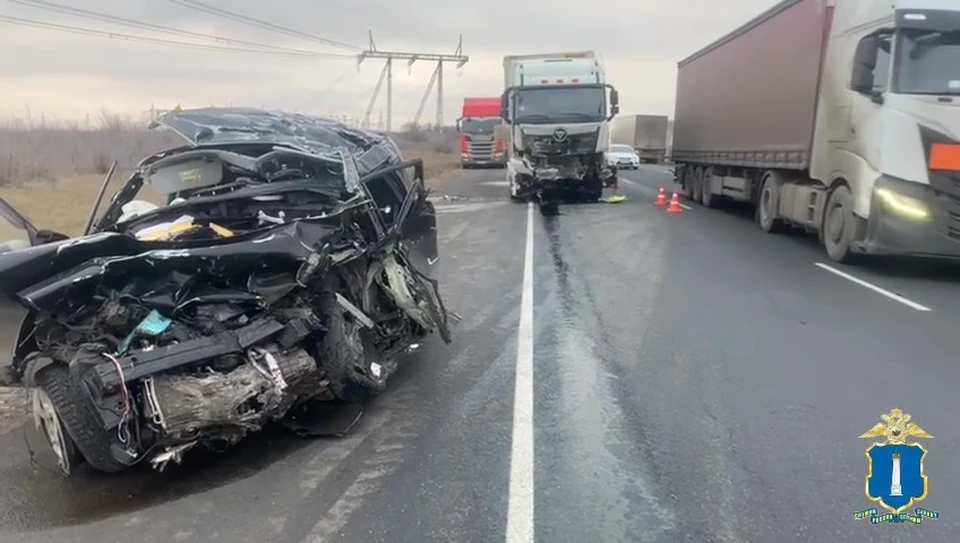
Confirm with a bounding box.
[875,187,930,220]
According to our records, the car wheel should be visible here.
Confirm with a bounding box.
[34,364,130,474]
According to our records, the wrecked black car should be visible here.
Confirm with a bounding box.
[0,107,450,476]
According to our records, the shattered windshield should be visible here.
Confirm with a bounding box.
[894,29,960,95]
[513,86,606,124]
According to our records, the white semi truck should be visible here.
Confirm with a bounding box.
[498,51,620,202]
[672,0,960,262]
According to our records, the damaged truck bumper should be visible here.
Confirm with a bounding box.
[508,155,616,202]
[0,108,451,476]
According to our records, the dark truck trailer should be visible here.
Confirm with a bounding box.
[672,0,960,263]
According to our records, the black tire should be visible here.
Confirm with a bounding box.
[34,364,129,474]
[692,167,704,204]
[508,179,523,202]
[680,166,694,197]
[586,181,603,202]
[757,172,785,233]
[701,167,716,208]
[318,295,387,404]
[822,184,861,263]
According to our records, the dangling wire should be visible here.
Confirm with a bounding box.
[102,353,132,444]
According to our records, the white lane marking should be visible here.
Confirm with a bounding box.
[434,201,508,214]
[620,179,691,209]
[814,263,932,312]
[481,180,510,186]
[506,202,535,542]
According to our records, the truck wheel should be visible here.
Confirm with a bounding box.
[509,177,524,203]
[692,168,704,204]
[586,181,603,202]
[822,185,860,263]
[34,364,130,474]
[757,172,785,233]
[680,166,693,197]
[701,167,716,208]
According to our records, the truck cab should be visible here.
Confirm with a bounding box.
[457,97,507,168]
[500,52,620,202]
[813,0,960,260]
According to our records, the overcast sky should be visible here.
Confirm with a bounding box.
[0,0,781,127]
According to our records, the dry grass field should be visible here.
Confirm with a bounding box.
[0,114,461,237]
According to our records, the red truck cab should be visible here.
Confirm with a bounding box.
[456,97,506,168]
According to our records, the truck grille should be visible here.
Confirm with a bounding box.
[467,141,495,158]
[525,131,599,156]
[926,172,960,239]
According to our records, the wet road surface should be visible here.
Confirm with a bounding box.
[2,164,960,541]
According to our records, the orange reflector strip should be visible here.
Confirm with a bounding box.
[930,143,960,171]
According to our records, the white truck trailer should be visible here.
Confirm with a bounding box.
[611,114,670,163]
[672,0,960,262]
[498,51,620,202]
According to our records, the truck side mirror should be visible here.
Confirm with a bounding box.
[500,92,510,123]
[455,117,462,132]
[607,87,620,119]
[851,35,879,94]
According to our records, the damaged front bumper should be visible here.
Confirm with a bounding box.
[510,153,616,200]
[0,108,451,475]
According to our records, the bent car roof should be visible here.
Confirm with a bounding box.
[150,107,391,157]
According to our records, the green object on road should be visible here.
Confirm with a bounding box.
[602,195,627,203]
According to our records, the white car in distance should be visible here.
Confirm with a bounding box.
[605,144,640,169]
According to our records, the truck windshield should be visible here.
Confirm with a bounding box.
[461,118,499,133]
[894,29,960,95]
[513,86,605,124]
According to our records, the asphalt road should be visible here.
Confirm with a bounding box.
[1,164,960,542]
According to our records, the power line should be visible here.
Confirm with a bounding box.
[0,14,356,57]
[9,0,335,56]
[359,31,469,130]
[168,0,361,51]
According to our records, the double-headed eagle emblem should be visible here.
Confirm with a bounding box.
[859,408,933,444]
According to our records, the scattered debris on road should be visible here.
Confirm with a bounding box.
[0,108,451,476]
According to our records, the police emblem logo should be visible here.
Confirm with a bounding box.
[855,409,940,524]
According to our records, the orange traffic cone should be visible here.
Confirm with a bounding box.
[667,192,683,214]
[654,186,668,207]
